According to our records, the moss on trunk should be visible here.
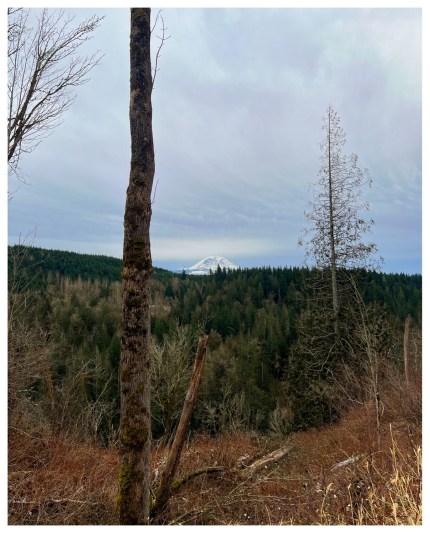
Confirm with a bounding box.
[118,7,154,525]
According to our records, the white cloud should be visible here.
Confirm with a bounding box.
[152,237,285,262]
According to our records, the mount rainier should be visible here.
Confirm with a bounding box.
[181,256,240,275]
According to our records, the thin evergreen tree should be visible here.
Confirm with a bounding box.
[299,105,380,338]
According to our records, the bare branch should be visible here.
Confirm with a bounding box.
[151,178,159,205]
[151,9,162,33]
[151,11,170,90]
[7,8,104,175]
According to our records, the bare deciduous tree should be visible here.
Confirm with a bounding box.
[403,315,412,387]
[151,326,195,439]
[353,300,390,451]
[7,8,103,176]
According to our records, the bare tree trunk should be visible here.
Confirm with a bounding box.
[327,107,340,340]
[403,315,411,387]
[151,335,208,520]
[118,8,154,525]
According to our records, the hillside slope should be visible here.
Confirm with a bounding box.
[8,394,421,525]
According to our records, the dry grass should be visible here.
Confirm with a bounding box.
[307,421,422,526]
[8,392,421,525]
[8,429,119,525]
[156,408,421,525]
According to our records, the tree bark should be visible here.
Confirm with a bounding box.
[118,8,154,525]
[151,335,208,520]
[403,315,412,387]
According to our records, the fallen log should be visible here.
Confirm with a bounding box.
[9,498,97,507]
[240,444,295,478]
[330,454,363,472]
[165,443,295,496]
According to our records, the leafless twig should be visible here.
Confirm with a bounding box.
[8,8,104,176]
[151,11,170,90]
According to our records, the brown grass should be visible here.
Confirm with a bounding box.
[8,393,421,525]
[8,429,119,525]
[157,405,421,525]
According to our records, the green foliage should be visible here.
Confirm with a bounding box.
[8,247,422,443]
[8,245,173,289]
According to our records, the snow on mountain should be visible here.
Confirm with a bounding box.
[181,256,240,275]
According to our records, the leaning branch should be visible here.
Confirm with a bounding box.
[151,334,208,519]
[170,466,224,491]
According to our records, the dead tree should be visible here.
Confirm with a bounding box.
[151,335,208,519]
[299,106,379,340]
[118,8,154,525]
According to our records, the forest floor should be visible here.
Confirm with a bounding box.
[8,399,421,526]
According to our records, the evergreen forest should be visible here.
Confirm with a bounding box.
[8,245,421,441]
[7,5,422,525]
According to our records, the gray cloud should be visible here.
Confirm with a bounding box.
[8,7,422,274]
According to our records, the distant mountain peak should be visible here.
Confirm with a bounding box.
[181,256,240,275]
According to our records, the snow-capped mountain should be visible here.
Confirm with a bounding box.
[181,256,240,275]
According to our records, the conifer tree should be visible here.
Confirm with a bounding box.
[299,105,379,338]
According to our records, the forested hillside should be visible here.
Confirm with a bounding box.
[8,246,422,524]
[8,246,421,437]
[7,245,173,287]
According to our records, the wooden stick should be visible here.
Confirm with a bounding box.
[151,334,208,519]
[170,466,224,491]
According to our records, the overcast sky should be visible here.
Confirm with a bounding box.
[7,6,422,274]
